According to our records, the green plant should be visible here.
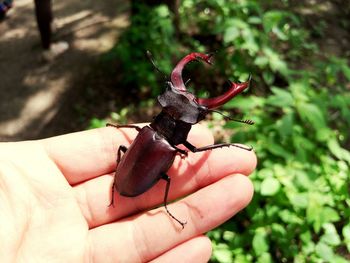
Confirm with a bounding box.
[103,3,178,96]
[179,1,350,262]
[100,1,350,261]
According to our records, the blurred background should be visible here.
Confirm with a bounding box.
[1,0,349,262]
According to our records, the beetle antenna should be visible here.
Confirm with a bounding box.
[146,50,167,80]
[210,110,254,125]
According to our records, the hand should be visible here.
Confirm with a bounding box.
[0,124,256,262]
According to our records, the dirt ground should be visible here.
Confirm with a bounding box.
[0,0,129,141]
[1,1,349,142]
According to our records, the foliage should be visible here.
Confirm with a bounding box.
[100,0,350,262]
[103,3,179,96]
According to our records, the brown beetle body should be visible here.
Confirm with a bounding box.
[109,53,253,228]
[116,126,177,197]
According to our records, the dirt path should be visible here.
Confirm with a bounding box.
[1,1,348,142]
[0,0,129,141]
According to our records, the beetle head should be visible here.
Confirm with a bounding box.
[157,52,251,125]
[158,82,208,124]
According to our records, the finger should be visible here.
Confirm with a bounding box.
[41,126,141,185]
[150,235,212,263]
[88,174,253,263]
[41,124,213,185]
[74,144,256,228]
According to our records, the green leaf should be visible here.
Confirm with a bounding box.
[241,29,259,54]
[331,95,350,125]
[315,242,334,261]
[276,112,294,138]
[263,10,285,32]
[343,224,350,239]
[288,192,308,209]
[321,223,341,246]
[223,18,247,43]
[341,62,350,80]
[328,138,350,164]
[263,48,288,74]
[342,224,350,251]
[333,256,350,263]
[254,56,269,68]
[257,252,273,263]
[266,87,294,108]
[223,231,235,242]
[262,71,275,85]
[321,207,340,223]
[279,209,303,224]
[155,5,170,17]
[271,223,287,237]
[307,201,340,232]
[266,140,292,159]
[223,95,264,110]
[224,26,241,43]
[294,254,307,263]
[290,81,309,101]
[300,230,314,254]
[248,16,262,25]
[252,229,269,255]
[233,254,252,263]
[272,26,288,41]
[295,170,313,190]
[260,177,281,196]
[297,102,327,131]
[88,118,107,129]
[292,135,316,162]
[213,244,233,263]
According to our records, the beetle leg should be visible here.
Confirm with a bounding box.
[107,123,142,132]
[161,173,187,229]
[109,145,128,207]
[183,141,253,152]
[172,145,188,158]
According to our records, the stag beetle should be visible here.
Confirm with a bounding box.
[108,52,253,228]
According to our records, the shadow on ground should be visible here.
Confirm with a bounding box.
[0,0,129,141]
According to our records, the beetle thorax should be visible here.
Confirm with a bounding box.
[157,82,208,124]
[150,111,192,145]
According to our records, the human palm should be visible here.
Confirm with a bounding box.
[0,125,256,262]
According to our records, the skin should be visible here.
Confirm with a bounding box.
[0,124,256,262]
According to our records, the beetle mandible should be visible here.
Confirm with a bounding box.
[108,52,253,228]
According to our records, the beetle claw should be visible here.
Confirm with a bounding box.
[179,151,188,159]
[179,220,187,229]
[171,52,215,91]
[108,201,115,208]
